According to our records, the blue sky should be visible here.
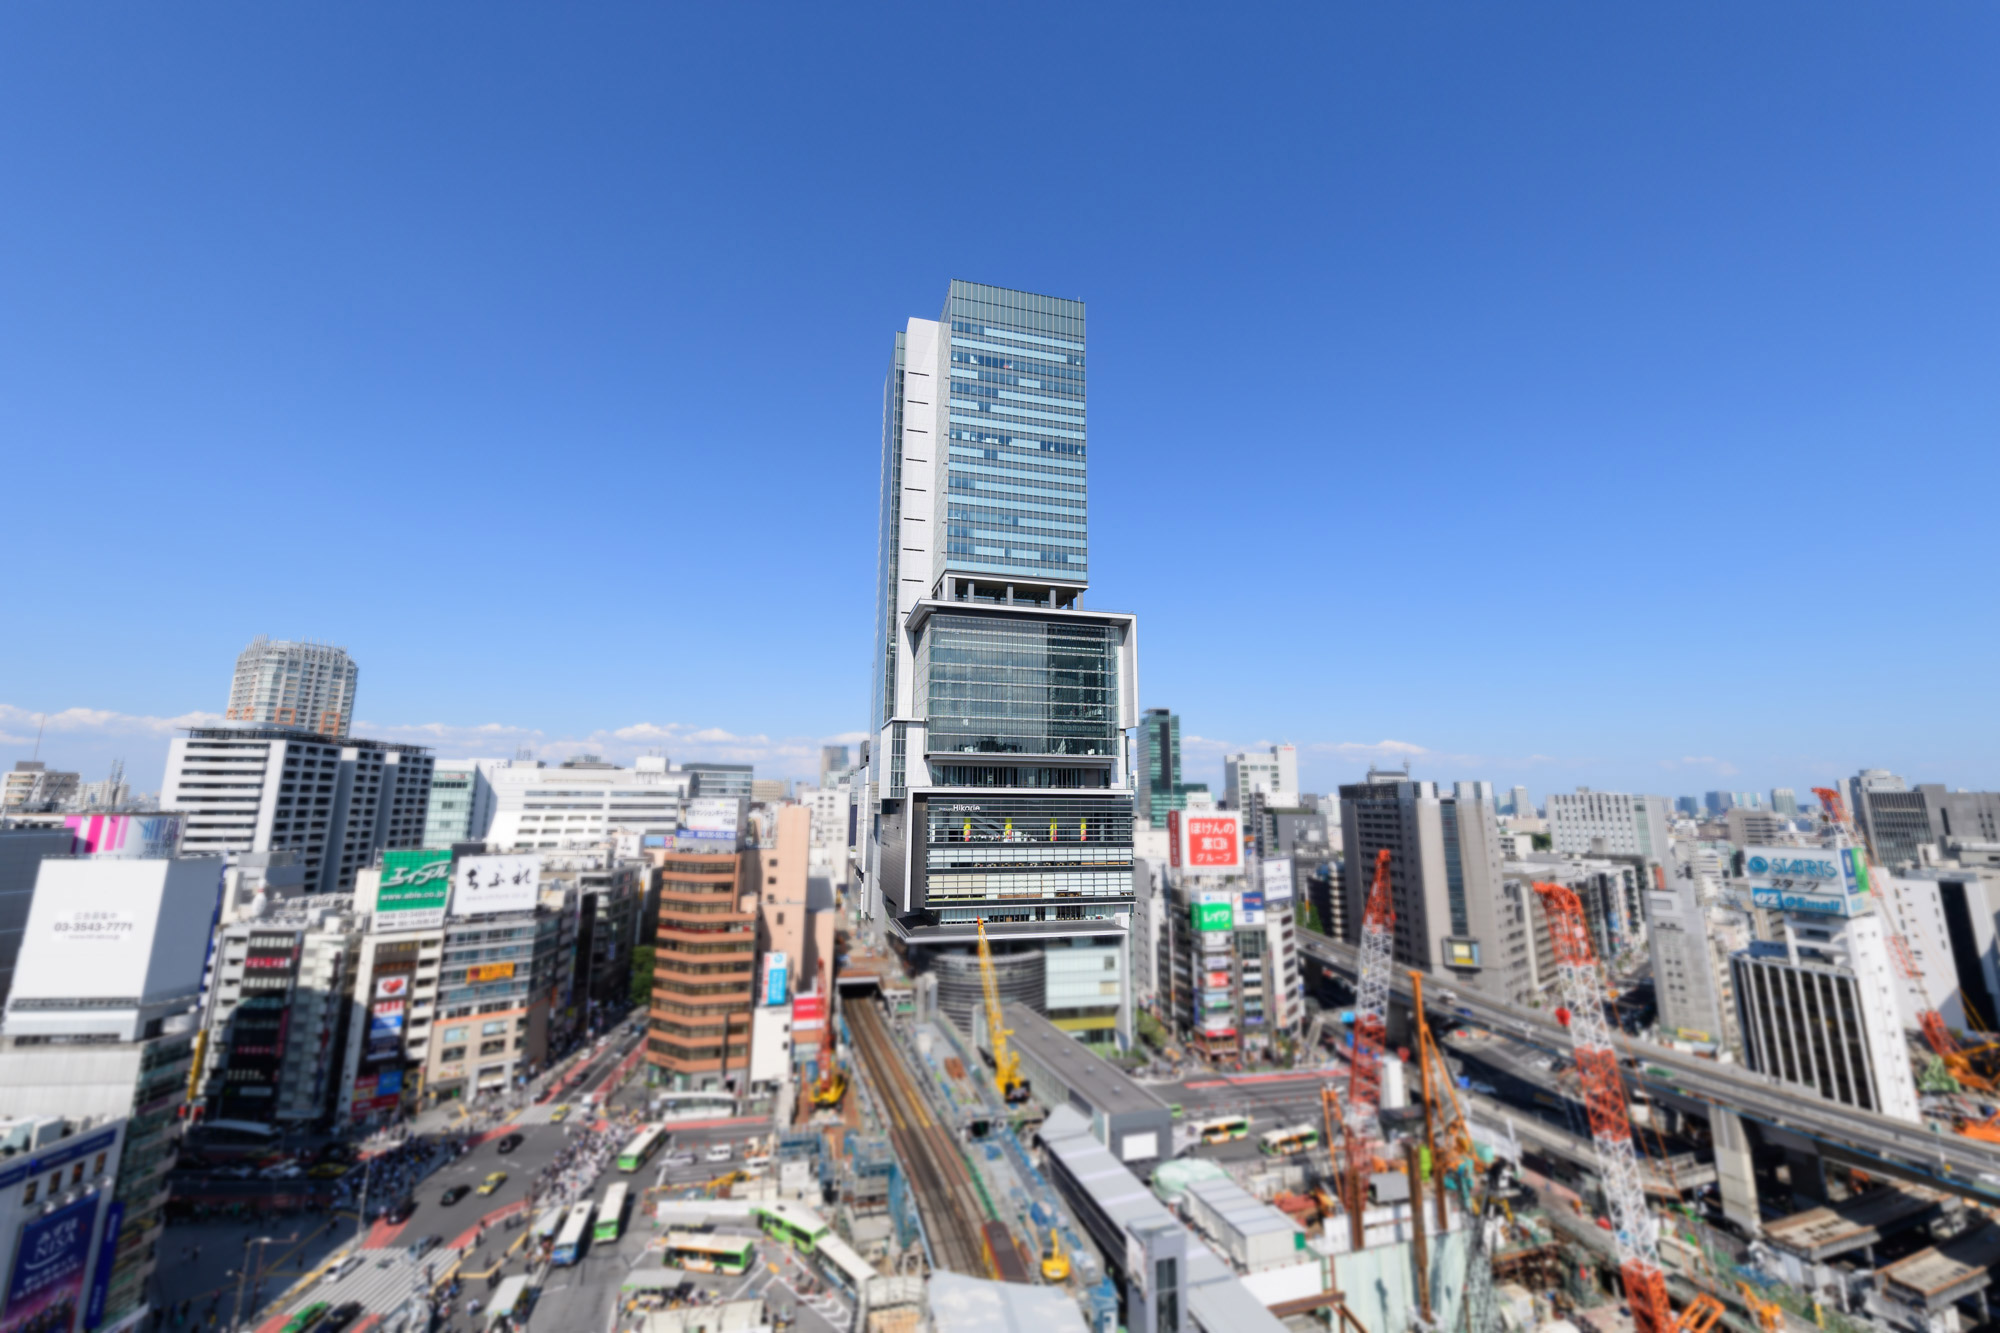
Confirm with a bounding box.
[3,5,1996,801]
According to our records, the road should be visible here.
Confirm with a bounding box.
[1297,928,2000,1198]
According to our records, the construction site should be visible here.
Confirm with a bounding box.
[709,799,2000,1333]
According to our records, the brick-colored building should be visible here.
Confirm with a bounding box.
[647,851,755,1089]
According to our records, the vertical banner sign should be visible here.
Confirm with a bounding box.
[82,1201,121,1332]
[377,850,453,930]
[1,1195,98,1333]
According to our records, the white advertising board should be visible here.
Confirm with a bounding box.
[451,854,541,918]
[1743,846,1869,917]
[678,797,743,846]
[1260,856,1295,903]
[13,858,222,1005]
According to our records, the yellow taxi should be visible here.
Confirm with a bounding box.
[477,1171,507,1196]
[549,1105,570,1123]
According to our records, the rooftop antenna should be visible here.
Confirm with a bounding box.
[30,714,45,762]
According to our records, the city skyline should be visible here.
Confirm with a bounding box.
[6,8,1998,798]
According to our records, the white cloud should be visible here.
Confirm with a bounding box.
[1308,739,1430,757]
[2,703,862,784]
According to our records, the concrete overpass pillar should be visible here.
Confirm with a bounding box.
[1712,1107,1761,1236]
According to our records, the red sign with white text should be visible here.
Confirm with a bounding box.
[1185,815,1241,870]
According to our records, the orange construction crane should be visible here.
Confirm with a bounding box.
[1534,880,1723,1333]
[1336,849,1395,1241]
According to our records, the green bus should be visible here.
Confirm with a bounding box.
[618,1125,667,1173]
[751,1201,830,1254]
[595,1182,628,1242]
[661,1232,756,1275]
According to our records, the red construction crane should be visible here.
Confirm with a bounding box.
[1532,879,1721,1333]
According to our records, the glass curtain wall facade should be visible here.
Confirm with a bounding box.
[941,282,1088,588]
[1137,709,1186,827]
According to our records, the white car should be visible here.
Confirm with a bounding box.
[703,1143,733,1163]
[664,1152,696,1168]
[744,1154,773,1170]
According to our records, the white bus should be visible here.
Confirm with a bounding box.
[814,1231,877,1299]
[1196,1114,1249,1144]
[595,1182,629,1242]
[551,1201,594,1266]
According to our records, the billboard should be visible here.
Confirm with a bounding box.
[377,850,453,931]
[1260,856,1295,904]
[792,992,826,1029]
[82,1201,120,1331]
[764,952,789,1007]
[451,854,539,918]
[62,813,182,859]
[678,798,743,846]
[1744,847,1870,917]
[367,999,405,1062]
[1,1195,98,1333]
[466,963,515,983]
[1238,888,1266,927]
[1191,901,1233,932]
[1174,812,1242,875]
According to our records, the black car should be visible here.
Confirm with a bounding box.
[385,1199,416,1224]
[440,1185,470,1206]
[322,1303,365,1331]
[410,1234,443,1259]
[496,1134,523,1155]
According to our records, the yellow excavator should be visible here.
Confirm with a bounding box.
[811,1066,847,1108]
[978,918,1031,1104]
[1041,1227,1070,1282]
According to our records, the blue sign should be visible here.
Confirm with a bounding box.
[83,1202,121,1331]
[0,1130,117,1192]
[3,1195,98,1333]
[375,1069,403,1096]
[765,955,789,1007]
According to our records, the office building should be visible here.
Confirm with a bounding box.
[1730,910,1920,1124]
[1703,791,1738,817]
[1505,785,1533,818]
[647,848,755,1090]
[1772,788,1799,817]
[2,761,80,812]
[225,636,358,737]
[750,778,790,805]
[1224,745,1297,812]
[194,902,361,1126]
[819,745,851,784]
[1339,774,1534,1003]
[484,756,685,850]
[863,280,1139,1041]
[423,760,499,846]
[0,855,222,1327]
[1545,789,1673,861]
[1648,844,1729,1043]
[753,805,810,1001]
[0,1114,129,1333]
[542,852,644,1032]
[1847,769,1932,867]
[162,727,433,894]
[1675,796,1701,818]
[0,828,75,1006]
[1913,784,2000,850]
[1725,806,1787,847]
[1136,709,1195,828]
[684,763,754,802]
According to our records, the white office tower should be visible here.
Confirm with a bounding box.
[162,728,434,894]
[1224,745,1298,811]
[484,756,687,850]
[0,856,223,1327]
[865,282,1139,1042]
[226,636,358,737]
[1730,849,1920,1123]
[1545,788,1674,860]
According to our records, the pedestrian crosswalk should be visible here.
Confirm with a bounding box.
[268,1244,462,1331]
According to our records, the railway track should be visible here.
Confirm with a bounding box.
[848,998,996,1276]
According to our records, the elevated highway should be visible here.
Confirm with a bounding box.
[1297,928,2000,1201]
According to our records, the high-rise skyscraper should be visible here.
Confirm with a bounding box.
[865,281,1138,1041]
[1136,710,1189,828]
[226,636,359,737]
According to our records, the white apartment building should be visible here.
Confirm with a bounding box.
[1224,744,1298,811]
[1546,788,1674,861]
[484,756,688,850]
[162,727,434,894]
[226,636,359,737]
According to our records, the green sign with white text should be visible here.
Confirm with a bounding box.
[378,849,452,929]
[1191,901,1234,932]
